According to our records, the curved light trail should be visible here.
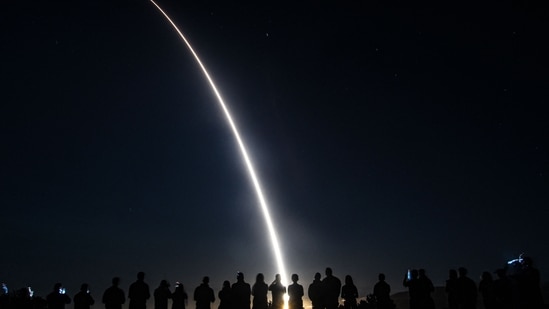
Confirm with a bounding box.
[149,0,289,289]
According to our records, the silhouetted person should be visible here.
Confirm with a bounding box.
[194,277,215,309]
[252,274,268,309]
[35,297,48,309]
[507,256,525,308]
[232,273,251,309]
[288,274,303,309]
[308,273,323,309]
[47,283,71,309]
[268,274,286,309]
[445,269,459,309]
[417,269,435,309]
[172,282,188,309]
[103,277,125,309]
[478,272,496,309]
[218,281,232,309]
[340,276,357,309]
[515,256,543,309]
[373,274,392,309]
[322,268,341,309]
[0,283,9,309]
[154,280,172,309]
[128,272,150,309]
[403,269,420,309]
[14,286,34,309]
[456,267,477,309]
[493,268,512,309]
[74,284,95,309]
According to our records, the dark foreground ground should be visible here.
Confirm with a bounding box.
[390,285,549,309]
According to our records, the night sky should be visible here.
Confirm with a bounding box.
[2,0,548,304]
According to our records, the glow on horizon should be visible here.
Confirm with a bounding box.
[149,0,290,289]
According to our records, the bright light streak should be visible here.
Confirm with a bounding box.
[149,0,289,289]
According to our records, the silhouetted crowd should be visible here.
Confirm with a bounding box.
[0,256,545,309]
[401,254,545,309]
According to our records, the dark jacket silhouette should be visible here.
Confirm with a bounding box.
[403,270,421,309]
[322,268,341,309]
[373,274,392,309]
[308,273,324,309]
[194,277,215,309]
[252,274,268,309]
[231,273,251,309]
[515,257,544,309]
[340,276,357,309]
[74,284,95,309]
[288,274,304,309]
[218,281,232,309]
[268,275,286,309]
[456,267,477,309]
[493,269,512,309]
[47,284,71,309]
[445,269,459,309]
[417,269,435,309]
[478,272,496,309]
[172,283,188,309]
[103,278,126,309]
[128,272,151,309]
[154,280,172,309]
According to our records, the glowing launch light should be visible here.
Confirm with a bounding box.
[149,0,289,290]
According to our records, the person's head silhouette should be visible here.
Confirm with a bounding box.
[314,273,321,281]
[137,272,145,281]
[237,272,244,282]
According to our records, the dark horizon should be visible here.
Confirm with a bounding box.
[3,258,548,302]
[2,268,549,309]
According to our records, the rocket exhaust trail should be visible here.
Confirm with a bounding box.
[149,0,289,289]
